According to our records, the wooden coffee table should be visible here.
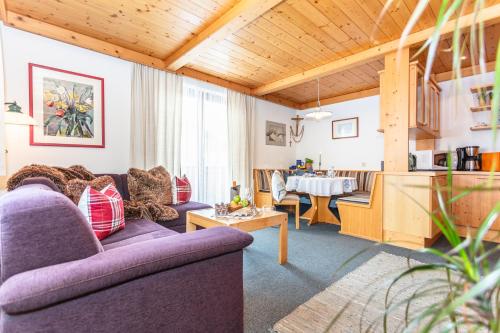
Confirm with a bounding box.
[186,209,289,264]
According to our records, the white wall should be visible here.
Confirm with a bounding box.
[295,95,384,170]
[435,72,499,152]
[3,27,132,174]
[253,99,296,169]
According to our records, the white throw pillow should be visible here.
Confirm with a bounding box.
[272,171,286,203]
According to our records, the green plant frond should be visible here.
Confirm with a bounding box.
[491,38,500,151]
[450,2,466,83]
[385,264,458,307]
[421,268,500,332]
[424,0,465,81]
[398,0,430,52]
[329,243,384,280]
[476,245,500,264]
[412,0,451,60]
[435,182,453,228]
[393,184,460,246]
[469,0,486,77]
[322,296,355,333]
[447,152,454,202]
[472,202,500,254]
[419,247,465,268]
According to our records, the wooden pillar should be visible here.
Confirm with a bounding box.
[382,49,410,172]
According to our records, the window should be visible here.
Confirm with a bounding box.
[180,79,229,205]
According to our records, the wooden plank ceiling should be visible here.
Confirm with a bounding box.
[5,0,500,109]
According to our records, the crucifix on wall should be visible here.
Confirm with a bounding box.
[289,115,304,146]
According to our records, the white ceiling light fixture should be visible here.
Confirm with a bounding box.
[304,78,332,121]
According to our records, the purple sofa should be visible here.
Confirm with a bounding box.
[0,180,253,333]
[98,173,212,233]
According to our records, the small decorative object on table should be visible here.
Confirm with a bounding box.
[230,180,240,201]
[230,206,259,218]
[304,158,313,171]
[214,203,229,217]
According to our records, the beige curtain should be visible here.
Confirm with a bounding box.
[227,90,255,194]
[130,64,183,175]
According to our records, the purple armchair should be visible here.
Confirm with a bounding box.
[0,183,253,333]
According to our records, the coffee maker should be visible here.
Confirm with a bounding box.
[456,146,481,171]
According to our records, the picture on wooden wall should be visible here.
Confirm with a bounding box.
[266,121,286,146]
[332,117,359,139]
[29,63,105,148]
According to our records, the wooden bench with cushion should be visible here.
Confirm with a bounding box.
[336,172,383,242]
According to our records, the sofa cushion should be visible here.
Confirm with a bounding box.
[102,220,178,250]
[128,166,173,205]
[157,201,212,231]
[271,170,286,202]
[0,185,102,283]
[79,184,125,240]
[97,174,130,200]
[172,175,192,204]
[100,218,168,246]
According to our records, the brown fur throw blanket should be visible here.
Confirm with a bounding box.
[66,176,116,204]
[127,166,178,221]
[7,164,178,221]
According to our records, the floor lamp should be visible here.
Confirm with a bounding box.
[1,102,37,190]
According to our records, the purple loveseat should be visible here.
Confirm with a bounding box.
[0,181,253,333]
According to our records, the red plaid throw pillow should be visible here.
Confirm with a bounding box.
[78,184,125,240]
[172,175,191,204]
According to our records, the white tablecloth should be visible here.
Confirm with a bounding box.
[285,176,358,196]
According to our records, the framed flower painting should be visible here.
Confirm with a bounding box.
[29,63,105,148]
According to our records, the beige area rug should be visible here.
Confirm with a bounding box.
[273,252,450,333]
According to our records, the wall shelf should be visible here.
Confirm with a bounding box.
[470,125,500,131]
[470,84,494,93]
[470,105,491,112]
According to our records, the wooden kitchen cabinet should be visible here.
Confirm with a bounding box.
[383,174,447,249]
[378,62,441,137]
[409,61,441,139]
[452,174,500,242]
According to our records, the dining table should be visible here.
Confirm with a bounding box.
[285,175,358,225]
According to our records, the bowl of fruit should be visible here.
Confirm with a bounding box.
[228,195,250,212]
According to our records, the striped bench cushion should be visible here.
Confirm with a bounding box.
[337,192,371,204]
[335,170,376,193]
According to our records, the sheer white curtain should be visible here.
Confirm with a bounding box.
[181,79,229,205]
[227,90,255,194]
[0,22,5,177]
[130,64,183,175]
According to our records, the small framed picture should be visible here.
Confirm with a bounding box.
[332,117,358,139]
[265,121,286,146]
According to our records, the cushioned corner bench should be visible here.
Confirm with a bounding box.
[336,172,383,242]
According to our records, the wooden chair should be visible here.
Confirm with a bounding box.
[268,171,301,230]
[336,173,383,241]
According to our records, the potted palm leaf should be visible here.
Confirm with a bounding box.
[327,0,500,331]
